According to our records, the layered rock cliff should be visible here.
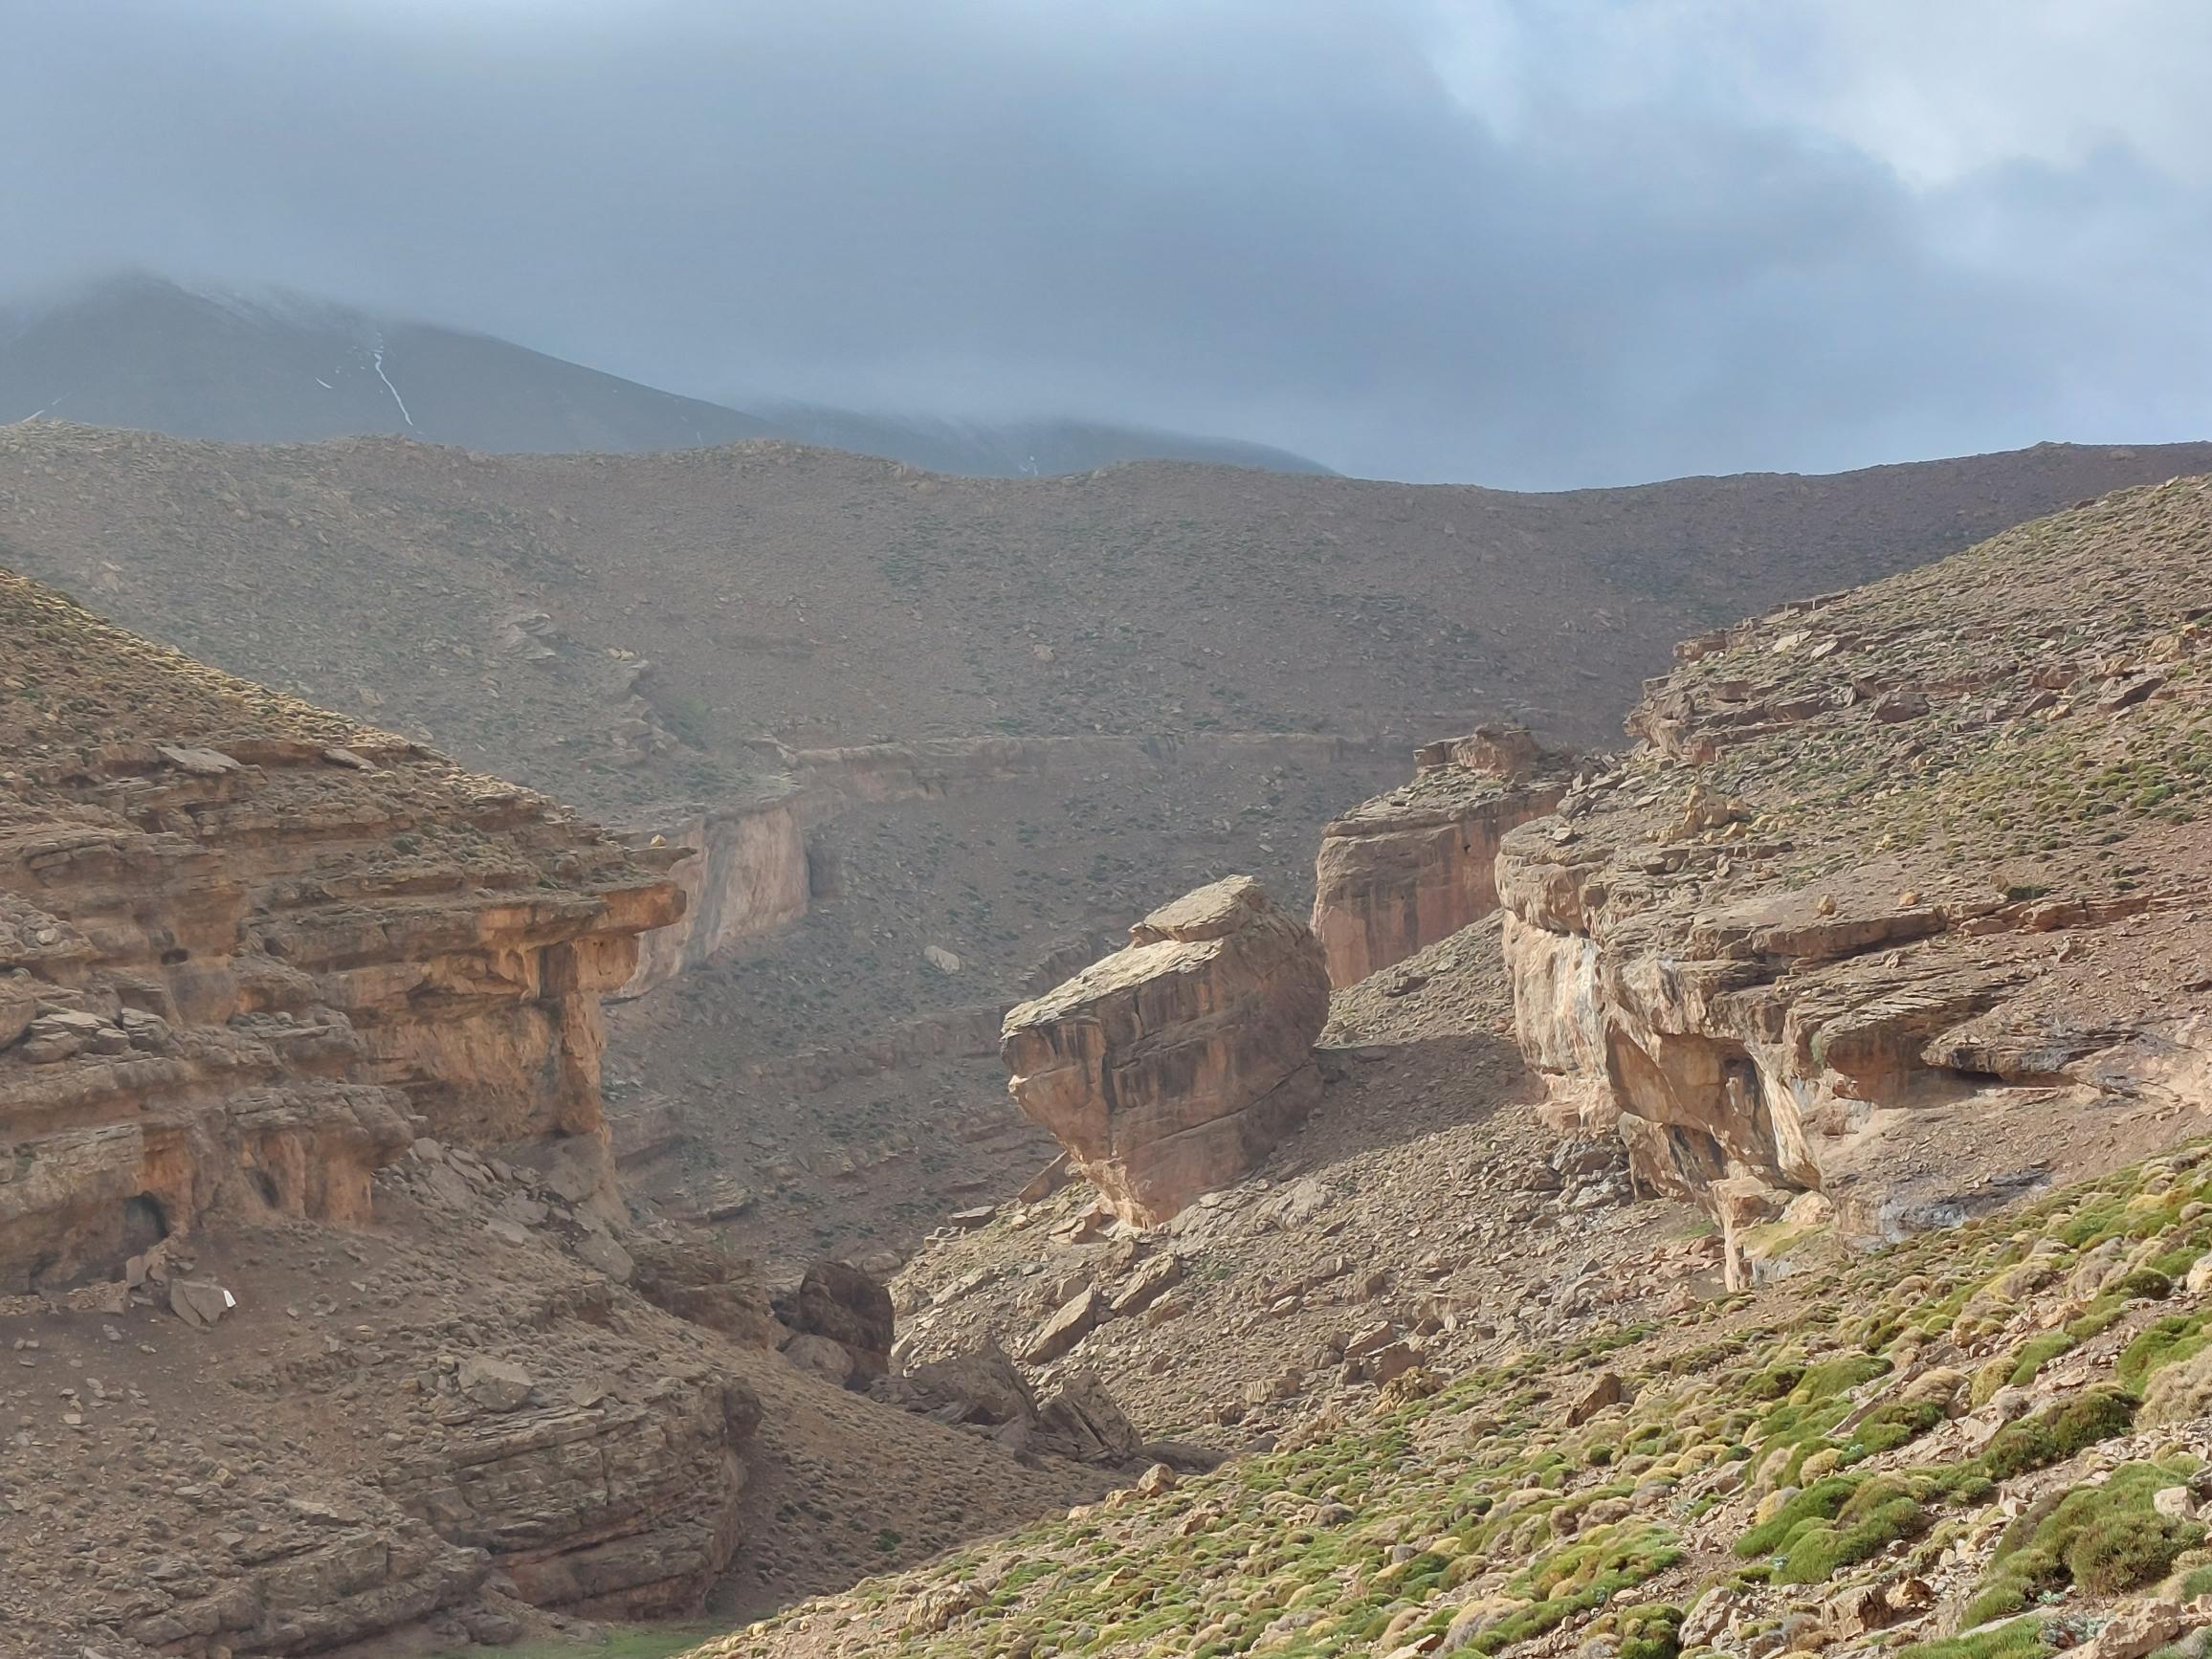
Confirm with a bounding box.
[0,567,783,1647]
[1309,724,1571,985]
[1001,876,1330,1225]
[1497,477,2212,1282]
[0,569,687,1294]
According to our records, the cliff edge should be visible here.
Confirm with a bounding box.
[1497,476,2212,1283]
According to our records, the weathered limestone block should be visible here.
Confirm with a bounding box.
[1002,875,1330,1225]
[1310,726,1569,986]
[785,1257,896,1381]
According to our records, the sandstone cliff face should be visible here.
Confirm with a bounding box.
[0,572,682,1294]
[1497,479,2212,1282]
[1309,725,1570,986]
[1001,876,1329,1225]
[620,792,809,997]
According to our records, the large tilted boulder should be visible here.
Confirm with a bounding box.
[1001,876,1330,1225]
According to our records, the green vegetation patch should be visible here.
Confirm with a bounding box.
[1736,1469,1980,1586]
[1962,1459,2204,1628]
[1982,1386,2138,1481]
[1896,1616,2048,1659]
[2118,1310,2212,1390]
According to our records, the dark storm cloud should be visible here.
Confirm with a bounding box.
[2,0,2207,485]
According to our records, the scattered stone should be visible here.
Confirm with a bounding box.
[1021,1286,1107,1365]
[1032,1368,1141,1466]
[574,1231,637,1284]
[782,1333,857,1387]
[1108,1253,1183,1317]
[168,1279,235,1330]
[157,743,241,776]
[1562,1371,1625,1426]
[457,1356,535,1412]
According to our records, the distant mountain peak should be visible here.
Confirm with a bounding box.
[0,270,1331,476]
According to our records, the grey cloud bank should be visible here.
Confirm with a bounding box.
[2,0,2207,487]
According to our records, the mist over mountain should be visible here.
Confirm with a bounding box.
[0,273,1330,476]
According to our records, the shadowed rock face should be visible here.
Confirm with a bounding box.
[1310,725,1573,986]
[788,1258,896,1382]
[1001,876,1330,1225]
[380,1373,763,1618]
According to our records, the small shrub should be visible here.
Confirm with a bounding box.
[1771,1476,1928,1584]
[1735,1473,1943,1585]
[2068,1509,2202,1595]
[1616,1602,1684,1659]
[1983,1387,2136,1479]
[1736,1477,1855,1559]
[1896,1615,2047,1659]
[1964,1459,2203,1627]
[1745,1361,1806,1401]
[1845,1400,1946,1462]
[2119,1312,2212,1391]
[2115,1268,2177,1301]
[2005,1330,2074,1387]
[2144,1346,2212,1426]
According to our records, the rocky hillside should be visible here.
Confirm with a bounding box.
[10,424,2212,1284]
[7,425,2210,806]
[706,1139,2212,1659]
[7,422,2208,1275]
[1498,475,2212,1283]
[884,915,1693,1457]
[771,476,2212,1659]
[0,569,1107,1655]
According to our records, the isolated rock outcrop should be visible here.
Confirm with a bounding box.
[1310,723,1572,985]
[1498,479,2212,1279]
[1001,876,1330,1225]
[382,1371,762,1616]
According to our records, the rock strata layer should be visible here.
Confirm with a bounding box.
[1001,876,1329,1225]
[1495,478,2212,1281]
[0,571,682,1294]
[0,566,790,1648]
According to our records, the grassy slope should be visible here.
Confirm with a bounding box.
[687,1143,2212,1658]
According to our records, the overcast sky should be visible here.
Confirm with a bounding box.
[4,0,2209,486]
